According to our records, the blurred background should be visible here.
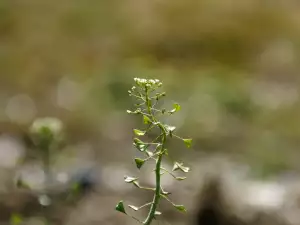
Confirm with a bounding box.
[1,0,300,224]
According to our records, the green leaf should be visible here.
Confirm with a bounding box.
[133,129,146,136]
[173,103,181,111]
[133,138,143,145]
[115,201,127,214]
[133,138,148,152]
[128,205,139,211]
[172,162,190,173]
[135,158,145,169]
[10,214,23,225]
[183,139,192,148]
[175,176,187,181]
[174,204,187,212]
[134,143,148,152]
[169,103,181,114]
[124,176,138,183]
[143,115,151,124]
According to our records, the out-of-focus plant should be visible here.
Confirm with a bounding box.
[115,78,192,225]
[12,117,100,224]
[14,117,64,225]
[29,117,64,176]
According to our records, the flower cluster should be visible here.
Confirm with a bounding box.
[133,78,162,89]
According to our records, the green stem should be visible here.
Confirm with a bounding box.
[143,150,163,225]
[142,87,168,225]
[43,145,51,225]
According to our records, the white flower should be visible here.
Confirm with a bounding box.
[133,78,162,88]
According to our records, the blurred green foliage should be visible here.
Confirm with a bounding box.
[0,0,300,178]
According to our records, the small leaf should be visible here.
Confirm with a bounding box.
[174,204,187,212]
[175,176,187,181]
[133,138,148,152]
[135,158,145,169]
[161,190,171,196]
[133,129,146,136]
[165,125,176,132]
[127,109,142,114]
[128,205,139,211]
[183,139,192,148]
[172,162,190,173]
[133,138,143,144]
[143,115,151,124]
[116,201,127,214]
[169,103,181,114]
[134,143,148,152]
[172,163,179,171]
[169,109,176,114]
[146,150,153,157]
[173,103,181,111]
[180,166,190,173]
[124,176,138,183]
[155,211,162,216]
[165,125,176,137]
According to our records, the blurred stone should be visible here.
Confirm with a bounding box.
[0,135,25,169]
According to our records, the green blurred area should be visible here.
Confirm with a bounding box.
[1,0,300,178]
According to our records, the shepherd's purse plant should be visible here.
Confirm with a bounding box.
[115,78,192,225]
